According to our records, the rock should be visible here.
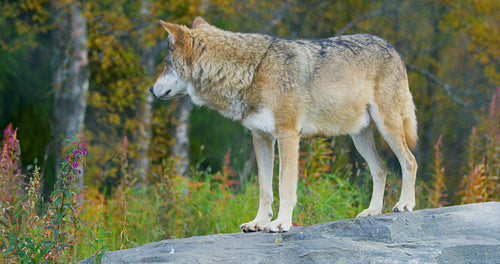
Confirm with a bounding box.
[80,202,500,264]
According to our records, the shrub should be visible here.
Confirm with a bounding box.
[457,88,500,203]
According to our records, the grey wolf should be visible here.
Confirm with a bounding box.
[150,17,418,233]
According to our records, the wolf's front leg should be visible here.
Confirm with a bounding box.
[240,131,275,232]
[262,129,299,233]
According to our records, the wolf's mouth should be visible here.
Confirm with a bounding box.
[159,89,172,100]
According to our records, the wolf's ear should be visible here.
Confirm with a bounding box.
[159,20,186,44]
[192,17,208,28]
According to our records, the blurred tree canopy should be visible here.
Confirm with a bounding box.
[0,0,498,202]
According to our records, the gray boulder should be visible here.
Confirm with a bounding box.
[80,202,500,263]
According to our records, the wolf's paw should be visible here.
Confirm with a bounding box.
[262,220,291,233]
[240,219,269,233]
[356,207,382,218]
[393,201,415,212]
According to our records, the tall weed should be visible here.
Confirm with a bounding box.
[457,88,500,203]
[427,134,446,207]
[0,131,98,263]
[0,124,24,253]
[0,124,23,207]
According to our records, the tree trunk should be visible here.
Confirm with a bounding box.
[137,83,154,183]
[136,0,154,183]
[49,0,89,190]
[172,96,192,176]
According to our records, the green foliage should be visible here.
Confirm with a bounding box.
[0,0,50,52]
[81,148,368,243]
[442,0,500,84]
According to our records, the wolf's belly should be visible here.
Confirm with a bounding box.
[299,109,370,137]
[242,106,370,138]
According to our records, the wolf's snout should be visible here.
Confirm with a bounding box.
[149,86,154,94]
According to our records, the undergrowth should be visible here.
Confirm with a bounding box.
[0,89,498,262]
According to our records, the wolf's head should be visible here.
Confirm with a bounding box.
[149,48,189,99]
[150,17,208,100]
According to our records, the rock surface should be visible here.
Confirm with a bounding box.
[80,202,500,264]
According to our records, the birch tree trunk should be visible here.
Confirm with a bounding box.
[136,0,154,183]
[49,0,89,189]
[172,96,192,176]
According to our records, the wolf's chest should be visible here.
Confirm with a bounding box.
[242,107,275,134]
[188,85,247,121]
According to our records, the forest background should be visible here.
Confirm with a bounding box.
[0,0,498,262]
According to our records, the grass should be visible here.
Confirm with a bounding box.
[0,88,498,262]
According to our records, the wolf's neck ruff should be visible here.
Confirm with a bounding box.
[175,24,275,121]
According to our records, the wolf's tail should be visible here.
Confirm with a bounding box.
[403,100,418,151]
[378,95,418,152]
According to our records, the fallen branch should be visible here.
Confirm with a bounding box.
[406,64,469,108]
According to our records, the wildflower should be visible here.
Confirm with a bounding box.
[1,124,22,204]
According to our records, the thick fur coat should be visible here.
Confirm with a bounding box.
[151,17,418,233]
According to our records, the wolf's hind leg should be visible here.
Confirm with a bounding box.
[391,144,417,212]
[370,105,417,213]
[351,124,387,217]
[240,131,275,232]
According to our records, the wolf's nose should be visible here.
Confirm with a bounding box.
[149,86,154,94]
